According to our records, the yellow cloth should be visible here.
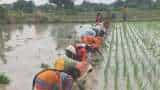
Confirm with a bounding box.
[54,57,65,71]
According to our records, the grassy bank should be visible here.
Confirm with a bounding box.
[1,8,160,24]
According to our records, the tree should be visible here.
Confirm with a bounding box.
[112,0,154,8]
[37,4,56,12]
[0,6,8,22]
[49,0,74,8]
[76,1,110,11]
[13,0,35,13]
[153,0,160,8]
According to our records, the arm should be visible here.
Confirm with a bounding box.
[81,48,87,62]
[95,48,102,55]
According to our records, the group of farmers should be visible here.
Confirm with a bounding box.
[32,13,111,90]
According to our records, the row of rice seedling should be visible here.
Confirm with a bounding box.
[104,23,139,90]
[119,22,129,90]
[128,23,154,74]
[131,23,159,75]
[132,23,159,58]
[100,23,114,90]
[125,22,158,90]
[103,22,160,90]
[138,24,160,90]
[116,23,126,90]
[104,23,116,90]
[136,23,160,89]
[128,23,160,89]
[126,23,151,90]
[133,23,160,60]
[119,25,127,78]
[122,23,139,90]
[114,23,119,90]
[129,23,155,70]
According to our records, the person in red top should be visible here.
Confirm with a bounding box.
[74,43,87,62]
[65,43,87,62]
[96,13,103,25]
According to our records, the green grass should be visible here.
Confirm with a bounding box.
[0,73,10,85]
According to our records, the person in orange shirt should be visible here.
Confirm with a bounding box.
[96,13,103,25]
[81,35,103,49]
[32,60,80,90]
[33,69,62,90]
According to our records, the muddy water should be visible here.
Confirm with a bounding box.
[0,24,81,90]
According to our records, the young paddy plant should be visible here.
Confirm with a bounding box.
[126,23,151,90]
[141,62,145,75]
[104,24,115,90]
[152,79,159,90]
[126,24,144,90]
[133,64,138,79]
[123,23,136,75]
[0,73,10,85]
[123,58,127,77]
[129,23,155,70]
[136,78,145,90]
[126,73,131,90]
[126,24,141,79]
[133,23,159,63]
[119,23,127,78]
[114,24,119,90]
[128,23,160,90]
[124,23,152,90]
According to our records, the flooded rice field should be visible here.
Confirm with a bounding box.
[0,22,160,90]
[0,24,81,90]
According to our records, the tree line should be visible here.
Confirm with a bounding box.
[114,0,160,8]
[0,0,160,13]
[0,0,160,23]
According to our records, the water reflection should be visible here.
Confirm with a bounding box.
[50,24,78,49]
[0,25,11,64]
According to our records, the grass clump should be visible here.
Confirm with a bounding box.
[0,73,10,85]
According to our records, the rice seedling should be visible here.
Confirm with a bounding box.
[119,24,127,77]
[0,73,10,85]
[103,22,160,90]
[126,73,131,90]
[104,24,116,90]
[114,23,119,90]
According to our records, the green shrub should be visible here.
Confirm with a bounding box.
[0,73,10,85]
